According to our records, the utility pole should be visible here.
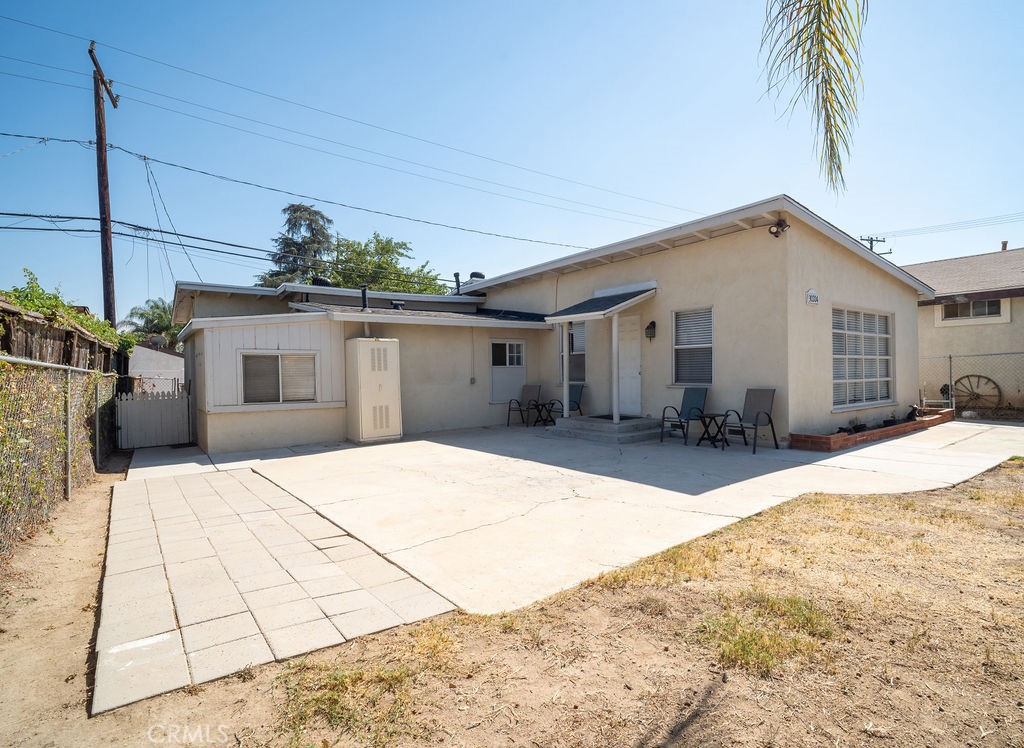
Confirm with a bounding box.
[88,41,119,324]
[859,235,891,256]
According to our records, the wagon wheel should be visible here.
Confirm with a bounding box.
[953,374,1002,409]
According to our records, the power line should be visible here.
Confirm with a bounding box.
[0,130,591,250]
[0,53,671,225]
[0,213,460,287]
[868,210,1024,239]
[0,67,661,228]
[0,13,703,215]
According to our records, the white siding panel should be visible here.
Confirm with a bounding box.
[202,319,344,409]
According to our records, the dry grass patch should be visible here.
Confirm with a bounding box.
[589,536,723,588]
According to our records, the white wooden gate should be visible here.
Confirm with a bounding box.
[116,391,191,448]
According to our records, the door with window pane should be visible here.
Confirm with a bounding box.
[490,340,526,404]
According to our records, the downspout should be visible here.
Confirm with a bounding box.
[611,313,620,425]
[561,322,570,418]
[361,284,371,337]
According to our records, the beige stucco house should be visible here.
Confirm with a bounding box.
[173,195,933,453]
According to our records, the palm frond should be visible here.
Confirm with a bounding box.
[762,0,867,191]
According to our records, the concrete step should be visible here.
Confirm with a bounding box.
[546,425,663,444]
[553,416,660,433]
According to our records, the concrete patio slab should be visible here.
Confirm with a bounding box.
[253,421,1024,615]
[93,469,454,714]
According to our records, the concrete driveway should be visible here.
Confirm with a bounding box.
[251,420,1024,614]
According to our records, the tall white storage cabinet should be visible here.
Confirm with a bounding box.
[345,338,403,444]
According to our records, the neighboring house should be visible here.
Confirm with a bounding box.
[172,195,933,453]
[902,245,1024,410]
[128,341,185,384]
[902,246,1024,357]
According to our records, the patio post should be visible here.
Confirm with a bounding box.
[561,322,570,418]
[611,312,620,424]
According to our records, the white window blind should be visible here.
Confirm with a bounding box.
[832,308,892,407]
[673,309,712,385]
[281,355,316,401]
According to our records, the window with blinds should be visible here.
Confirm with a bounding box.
[672,309,712,385]
[559,321,586,382]
[832,308,892,407]
[242,353,316,404]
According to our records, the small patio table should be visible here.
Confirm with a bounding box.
[532,401,557,426]
[695,413,729,448]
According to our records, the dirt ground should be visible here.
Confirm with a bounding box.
[1,454,1022,747]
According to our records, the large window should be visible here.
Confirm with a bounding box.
[673,309,712,385]
[558,322,586,382]
[242,353,316,404]
[832,308,892,407]
[942,299,1001,320]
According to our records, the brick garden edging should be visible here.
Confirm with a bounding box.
[789,409,954,452]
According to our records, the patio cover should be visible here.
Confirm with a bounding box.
[544,288,656,323]
[545,287,656,423]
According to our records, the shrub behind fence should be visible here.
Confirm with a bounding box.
[0,358,116,556]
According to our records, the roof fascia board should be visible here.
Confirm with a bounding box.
[465,196,793,292]
[778,197,936,297]
[918,287,1024,306]
[290,303,550,329]
[463,194,935,298]
[179,311,328,341]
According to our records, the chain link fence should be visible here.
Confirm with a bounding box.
[919,352,1024,420]
[0,356,116,556]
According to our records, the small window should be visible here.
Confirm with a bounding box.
[941,299,1001,320]
[673,309,712,385]
[491,341,524,367]
[558,322,586,382]
[242,353,316,404]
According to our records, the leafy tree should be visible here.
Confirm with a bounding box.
[762,0,867,191]
[256,203,448,294]
[118,297,183,345]
[2,268,130,350]
[323,233,448,295]
[257,203,334,287]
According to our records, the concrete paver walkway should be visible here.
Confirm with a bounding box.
[93,468,452,714]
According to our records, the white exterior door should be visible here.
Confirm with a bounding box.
[617,315,642,415]
[490,340,526,403]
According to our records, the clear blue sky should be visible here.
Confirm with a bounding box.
[1,1,1021,319]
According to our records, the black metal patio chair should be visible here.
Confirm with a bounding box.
[507,384,542,426]
[660,387,708,444]
[548,383,585,418]
[722,388,779,454]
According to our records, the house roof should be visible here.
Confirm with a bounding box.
[901,247,1024,298]
[462,195,934,297]
[171,280,479,324]
[545,288,656,322]
[290,302,550,329]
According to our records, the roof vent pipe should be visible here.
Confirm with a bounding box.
[454,272,461,295]
[469,271,485,280]
[1002,240,1009,251]
[360,283,369,311]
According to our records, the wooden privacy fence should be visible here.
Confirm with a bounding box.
[115,390,190,448]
